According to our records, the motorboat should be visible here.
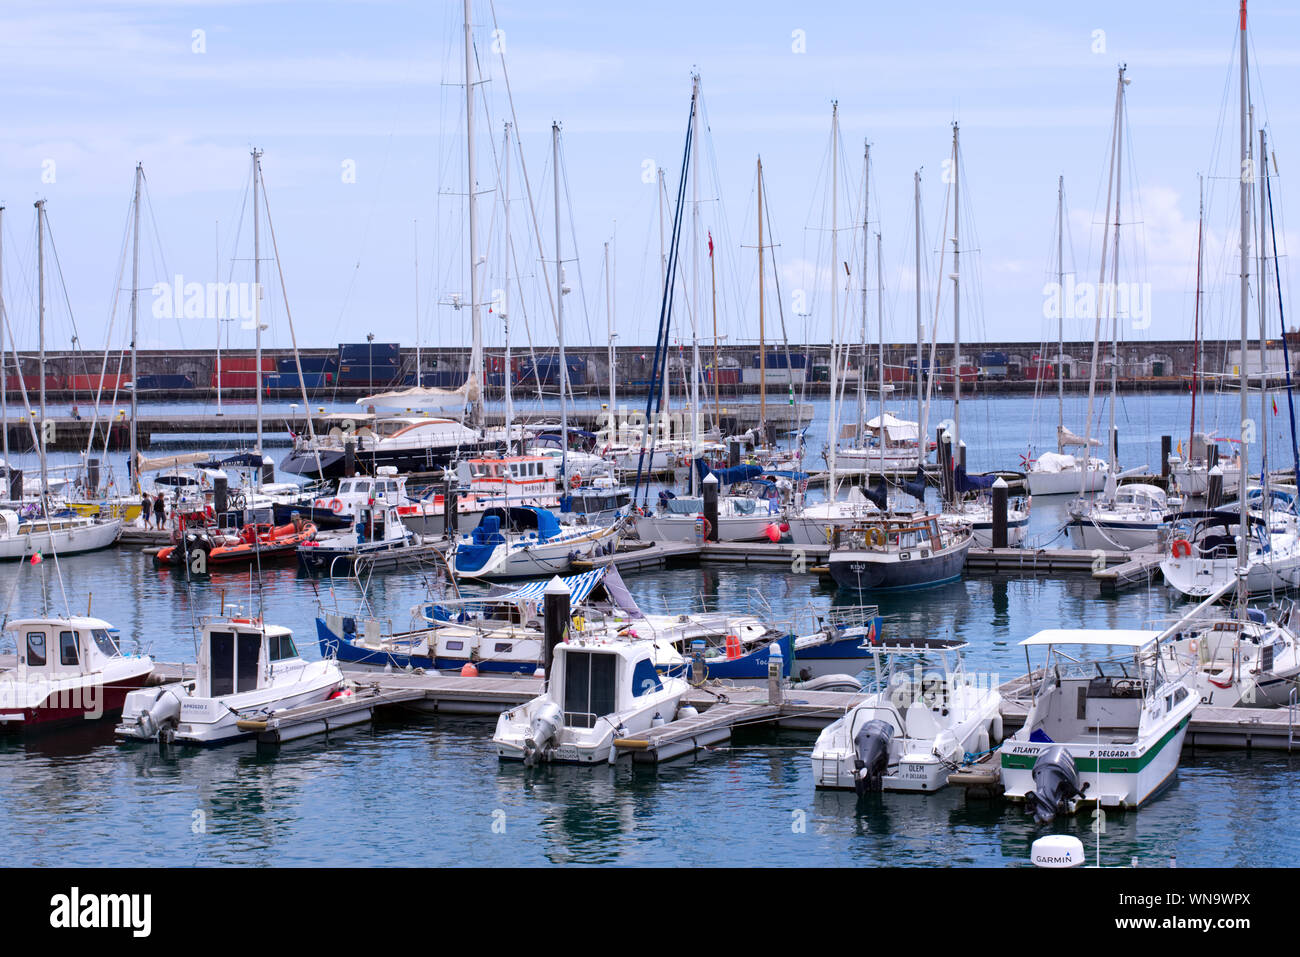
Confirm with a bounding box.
[280,415,498,479]
[1167,433,1243,498]
[115,617,343,746]
[492,633,691,765]
[834,412,933,475]
[999,629,1197,821]
[828,514,972,592]
[1066,482,1176,552]
[811,635,1002,793]
[449,505,621,580]
[0,616,154,730]
[0,509,123,561]
[297,497,416,576]
[154,516,317,569]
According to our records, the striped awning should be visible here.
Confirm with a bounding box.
[496,568,607,606]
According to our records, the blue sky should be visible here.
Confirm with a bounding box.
[1,0,1297,359]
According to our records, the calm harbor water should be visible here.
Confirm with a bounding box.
[1,390,1297,866]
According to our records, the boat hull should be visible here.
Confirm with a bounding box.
[829,540,970,591]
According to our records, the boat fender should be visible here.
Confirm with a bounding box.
[1171,538,1192,559]
[461,662,479,678]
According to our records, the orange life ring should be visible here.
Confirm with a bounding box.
[1171,538,1192,559]
[330,498,344,514]
[1188,638,1199,654]
[701,517,713,539]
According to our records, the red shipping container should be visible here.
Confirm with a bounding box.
[66,374,129,392]
[217,356,275,372]
[211,372,261,388]
[5,375,62,392]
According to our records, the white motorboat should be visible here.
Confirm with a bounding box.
[0,509,123,561]
[1067,482,1175,552]
[449,505,621,580]
[1168,435,1243,498]
[999,629,1198,821]
[0,616,154,730]
[493,633,690,764]
[941,497,1030,548]
[811,635,1002,793]
[281,415,496,479]
[116,617,343,746]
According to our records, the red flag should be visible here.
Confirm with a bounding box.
[707,231,714,258]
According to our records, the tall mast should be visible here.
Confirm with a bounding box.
[709,228,720,431]
[130,164,142,493]
[1237,0,1251,610]
[1056,175,1065,443]
[827,102,840,497]
[464,0,484,428]
[658,168,669,431]
[605,239,613,448]
[553,121,567,481]
[252,148,264,482]
[859,140,869,449]
[757,156,766,435]
[1190,175,1203,452]
[414,219,420,386]
[36,199,47,497]
[877,230,884,437]
[502,122,513,454]
[950,123,961,463]
[1107,88,1124,479]
[1258,126,1269,493]
[690,73,701,491]
[915,170,923,454]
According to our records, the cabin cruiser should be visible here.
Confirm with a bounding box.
[1066,482,1176,552]
[492,633,691,764]
[280,415,498,479]
[811,635,1002,793]
[999,629,1197,822]
[828,513,972,592]
[0,509,123,561]
[297,496,416,576]
[449,505,621,580]
[116,617,343,746]
[560,472,632,525]
[0,616,154,729]
[1159,508,1300,598]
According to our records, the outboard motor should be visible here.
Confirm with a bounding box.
[852,719,895,796]
[523,700,563,767]
[181,529,214,567]
[1024,745,1085,824]
[136,687,183,741]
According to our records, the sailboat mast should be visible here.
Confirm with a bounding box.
[503,122,513,454]
[877,230,884,435]
[252,148,263,481]
[859,141,869,449]
[758,156,766,435]
[710,229,720,431]
[36,199,47,497]
[690,73,701,491]
[828,102,840,496]
[553,121,567,481]
[951,123,961,463]
[658,168,670,431]
[1108,92,1123,476]
[1237,0,1251,608]
[915,171,922,455]
[464,0,484,429]
[130,164,141,493]
[1258,126,1269,491]
[1190,176,1203,453]
[0,204,6,468]
[1056,175,1064,442]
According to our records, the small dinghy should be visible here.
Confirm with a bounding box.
[155,517,317,569]
[811,636,1002,793]
[116,617,343,746]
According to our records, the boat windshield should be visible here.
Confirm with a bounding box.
[91,628,121,658]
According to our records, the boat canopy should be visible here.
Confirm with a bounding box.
[1020,629,1161,648]
[953,466,997,493]
[694,459,763,486]
[478,506,561,539]
[495,568,606,605]
[865,413,920,442]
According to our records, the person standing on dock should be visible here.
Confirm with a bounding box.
[153,493,166,530]
[140,491,152,529]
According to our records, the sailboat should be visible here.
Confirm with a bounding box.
[1025,177,1108,495]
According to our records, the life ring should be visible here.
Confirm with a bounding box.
[314,498,328,508]
[867,527,887,548]
[330,498,344,514]
[700,517,713,539]
[1171,538,1192,559]
[1188,638,1199,654]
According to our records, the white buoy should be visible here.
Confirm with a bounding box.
[1031,835,1085,868]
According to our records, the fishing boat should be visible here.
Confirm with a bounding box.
[115,617,343,746]
[811,635,1002,793]
[828,513,972,592]
[492,633,690,765]
[1066,482,1175,552]
[0,616,154,730]
[1000,628,1197,822]
[297,497,416,576]
[449,505,621,580]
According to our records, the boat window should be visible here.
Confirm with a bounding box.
[26,632,46,666]
[59,630,79,666]
[445,640,464,651]
[209,631,235,696]
[494,642,513,653]
[269,633,298,661]
[563,650,617,729]
[236,632,261,692]
[91,629,120,657]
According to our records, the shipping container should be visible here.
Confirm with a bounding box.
[136,374,195,390]
[277,355,338,374]
[338,342,400,362]
[515,356,586,387]
[211,372,261,388]
[265,372,330,391]
[5,375,62,392]
[66,374,130,392]
[750,351,807,369]
[217,356,275,372]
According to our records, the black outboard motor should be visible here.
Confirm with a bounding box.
[181,529,214,569]
[1024,745,1085,824]
[852,719,895,796]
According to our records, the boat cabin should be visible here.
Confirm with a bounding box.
[552,639,663,729]
[196,619,300,698]
[6,616,128,679]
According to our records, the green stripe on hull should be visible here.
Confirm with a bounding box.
[1000,716,1189,774]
